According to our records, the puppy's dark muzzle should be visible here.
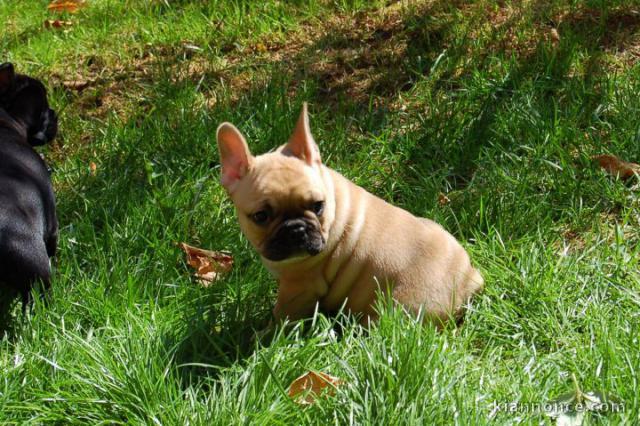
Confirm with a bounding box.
[30,108,57,146]
[264,218,325,261]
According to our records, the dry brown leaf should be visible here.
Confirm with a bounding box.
[43,19,73,29]
[593,154,640,180]
[63,79,92,91]
[179,242,233,286]
[437,192,451,206]
[550,28,560,43]
[47,0,86,13]
[288,371,344,405]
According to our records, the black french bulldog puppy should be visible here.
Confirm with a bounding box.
[0,63,58,307]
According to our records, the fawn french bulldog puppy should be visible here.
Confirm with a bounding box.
[216,103,483,324]
[0,63,58,306]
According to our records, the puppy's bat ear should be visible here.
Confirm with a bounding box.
[0,63,16,94]
[216,122,253,192]
[284,102,321,166]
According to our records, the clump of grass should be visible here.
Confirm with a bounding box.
[1,0,639,424]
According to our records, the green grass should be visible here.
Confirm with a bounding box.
[1,0,639,424]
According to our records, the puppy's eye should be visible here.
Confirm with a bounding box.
[312,201,325,216]
[251,210,270,225]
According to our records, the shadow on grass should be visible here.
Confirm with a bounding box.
[0,288,19,338]
[163,0,639,191]
[403,1,640,186]
[168,280,273,387]
[51,1,640,191]
[1,284,56,339]
[48,0,640,166]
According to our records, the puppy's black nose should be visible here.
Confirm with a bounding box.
[290,225,306,239]
[284,219,307,243]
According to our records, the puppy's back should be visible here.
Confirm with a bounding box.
[0,132,56,303]
[327,168,483,322]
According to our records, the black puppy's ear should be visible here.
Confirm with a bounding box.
[0,63,16,94]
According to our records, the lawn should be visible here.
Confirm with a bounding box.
[1,0,639,424]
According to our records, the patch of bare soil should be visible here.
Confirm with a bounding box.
[51,1,640,127]
[466,2,640,71]
[283,2,418,102]
[175,0,444,108]
[557,6,640,67]
[466,1,543,59]
[50,48,160,121]
[45,46,167,164]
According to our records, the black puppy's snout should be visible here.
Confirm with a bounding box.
[28,108,58,147]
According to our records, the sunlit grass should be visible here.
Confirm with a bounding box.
[1,0,639,424]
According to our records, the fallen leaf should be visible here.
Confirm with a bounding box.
[62,79,92,91]
[437,192,450,206]
[288,371,344,405]
[550,28,560,44]
[47,0,86,13]
[43,19,73,29]
[179,242,233,286]
[545,374,623,426]
[593,154,640,180]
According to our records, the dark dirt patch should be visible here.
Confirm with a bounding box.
[170,1,451,109]
[557,6,640,67]
[47,1,640,134]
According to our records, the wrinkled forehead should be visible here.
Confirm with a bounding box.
[234,155,324,211]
